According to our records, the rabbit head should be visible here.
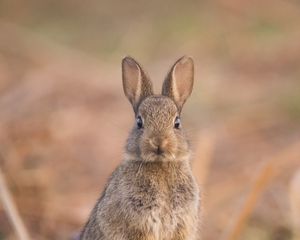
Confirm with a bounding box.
[122,56,194,162]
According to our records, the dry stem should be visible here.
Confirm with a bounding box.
[0,167,30,240]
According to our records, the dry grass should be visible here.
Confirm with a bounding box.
[223,141,300,240]
[193,130,216,186]
[222,161,274,240]
[290,170,300,240]
[0,168,30,240]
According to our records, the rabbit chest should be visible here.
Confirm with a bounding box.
[117,161,199,238]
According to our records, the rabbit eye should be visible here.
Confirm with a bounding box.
[174,116,181,129]
[136,116,143,129]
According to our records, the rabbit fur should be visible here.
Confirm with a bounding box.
[80,56,200,240]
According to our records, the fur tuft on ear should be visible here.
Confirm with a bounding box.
[162,56,194,112]
[122,56,153,112]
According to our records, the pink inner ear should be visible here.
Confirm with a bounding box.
[173,57,194,100]
[122,57,154,111]
[122,58,141,103]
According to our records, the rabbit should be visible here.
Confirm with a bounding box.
[80,56,200,240]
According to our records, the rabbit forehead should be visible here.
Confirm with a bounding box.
[138,95,178,120]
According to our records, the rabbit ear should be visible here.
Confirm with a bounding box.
[162,56,194,112]
[122,56,153,112]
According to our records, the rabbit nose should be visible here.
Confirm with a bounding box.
[149,138,168,155]
[156,145,163,155]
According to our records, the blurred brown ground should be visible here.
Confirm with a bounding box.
[0,0,300,239]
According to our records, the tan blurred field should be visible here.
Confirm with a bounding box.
[0,1,300,239]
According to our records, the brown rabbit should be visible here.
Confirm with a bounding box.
[80,56,200,240]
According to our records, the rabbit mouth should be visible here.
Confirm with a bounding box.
[141,148,176,162]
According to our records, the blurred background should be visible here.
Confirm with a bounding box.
[0,0,300,239]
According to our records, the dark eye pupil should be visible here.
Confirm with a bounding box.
[136,116,143,129]
[174,116,180,129]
